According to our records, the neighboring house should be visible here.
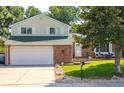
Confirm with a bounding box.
[73,34,116,58]
[4,14,118,66]
[73,43,116,58]
[72,32,117,58]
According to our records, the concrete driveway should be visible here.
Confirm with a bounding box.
[0,66,55,86]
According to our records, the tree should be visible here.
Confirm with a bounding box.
[10,6,25,22]
[0,6,24,53]
[73,6,124,76]
[48,6,79,25]
[25,6,41,18]
[0,6,24,38]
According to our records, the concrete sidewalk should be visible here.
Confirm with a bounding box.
[0,66,55,86]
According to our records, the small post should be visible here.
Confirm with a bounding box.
[80,61,85,80]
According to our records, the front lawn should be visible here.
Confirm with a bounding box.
[63,60,124,78]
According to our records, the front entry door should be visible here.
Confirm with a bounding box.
[75,43,82,57]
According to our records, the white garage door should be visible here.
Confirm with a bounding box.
[10,46,53,65]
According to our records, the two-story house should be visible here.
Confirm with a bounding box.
[5,14,73,65]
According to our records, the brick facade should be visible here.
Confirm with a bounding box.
[5,45,10,65]
[53,45,73,64]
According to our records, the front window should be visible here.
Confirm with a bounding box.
[27,28,32,34]
[21,27,26,34]
[21,27,32,34]
[50,28,55,35]
[96,44,109,52]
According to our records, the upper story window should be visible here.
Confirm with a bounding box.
[21,27,26,34]
[27,28,32,34]
[21,27,32,34]
[49,28,55,35]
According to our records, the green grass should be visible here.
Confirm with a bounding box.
[63,60,124,78]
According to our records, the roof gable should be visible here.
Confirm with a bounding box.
[10,14,70,27]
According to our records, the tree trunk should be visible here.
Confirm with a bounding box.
[114,44,121,76]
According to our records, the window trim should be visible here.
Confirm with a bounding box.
[27,27,32,34]
[21,27,32,34]
[49,27,55,35]
[21,27,26,34]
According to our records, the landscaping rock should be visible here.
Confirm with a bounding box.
[55,69,64,75]
[111,75,120,80]
[55,64,60,68]
[62,76,71,83]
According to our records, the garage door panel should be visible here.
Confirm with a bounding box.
[10,46,53,65]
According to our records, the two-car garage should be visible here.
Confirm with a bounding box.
[5,36,73,66]
[8,46,54,65]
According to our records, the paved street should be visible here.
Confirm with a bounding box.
[5,82,124,87]
[0,66,55,86]
[46,82,124,87]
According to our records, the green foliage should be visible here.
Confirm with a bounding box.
[73,6,124,75]
[10,6,24,22]
[48,6,79,25]
[25,6,41,18]
[0,6,24,38]
[73,6,124,50]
